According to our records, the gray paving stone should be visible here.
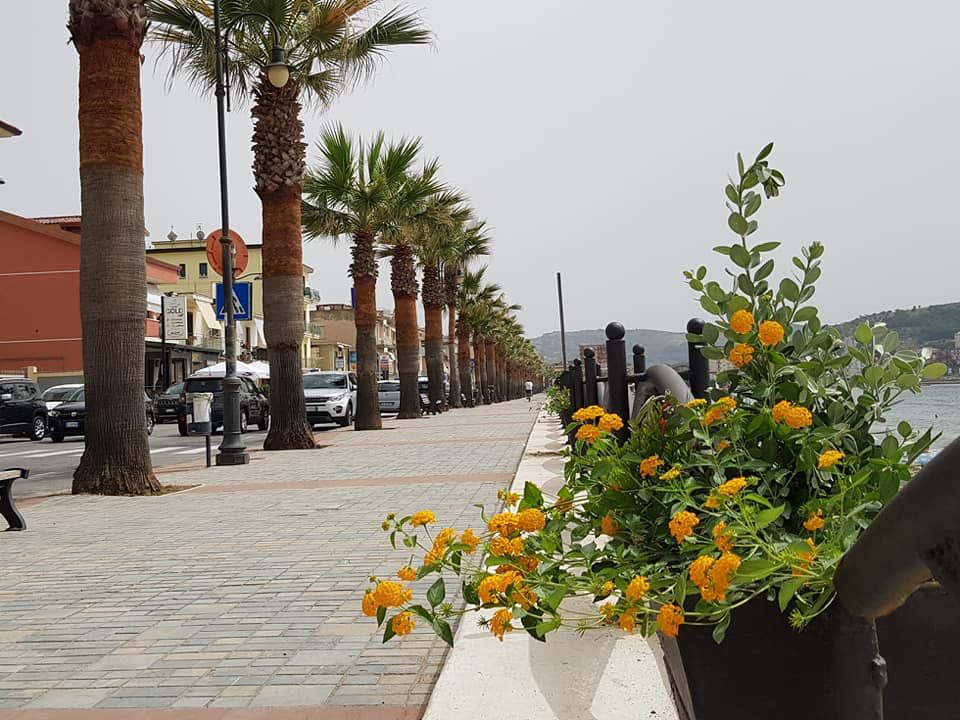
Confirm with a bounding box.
[250,684,336,707]
[26,688,110,708]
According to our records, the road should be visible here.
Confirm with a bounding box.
[1,422,275,499]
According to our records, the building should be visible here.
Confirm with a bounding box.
[306,304,399,376]
[377,310,397,379]
[0,210,190,389]
[579,344,607,367]
[146,228,320,372]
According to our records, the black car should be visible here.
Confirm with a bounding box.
[0,377,48,441]
[177,376,269,436]
[154,382,184,423]
[48,388,155,442]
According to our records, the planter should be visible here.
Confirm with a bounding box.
[659,585,958,720]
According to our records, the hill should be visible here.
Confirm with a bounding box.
[530,328,688,365]
[834,302,960,348]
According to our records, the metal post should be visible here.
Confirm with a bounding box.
[632,344,646,374]
[605,322,629,443]
[570,359,584,411]
[686,318,710,400]
[160,295,167,391]
[556,272,568,371]
[213,0,248,466]
[583,347,598,406]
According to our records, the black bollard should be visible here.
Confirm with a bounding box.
[570,359,585,412]
[632,344,646,374]
[583,347,599,407]
[686,318,710,400]
[605,322,629,443]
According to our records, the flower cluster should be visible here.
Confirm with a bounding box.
[571,406,625,445]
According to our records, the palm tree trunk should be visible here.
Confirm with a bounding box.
[457,321,473,407]
[473,338,485,404]
[70,0,159,495]
[485,340,498,402]
[391,244,420,419]
[422,264,445,411]
[498,351,508,400]
[351,229,382,430]
[251,76,314,450]
[446,302,460,408]
[260,187,314,450]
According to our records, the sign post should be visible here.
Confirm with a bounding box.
[161,294,187,389]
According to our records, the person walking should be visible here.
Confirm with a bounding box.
[525,380,533,402]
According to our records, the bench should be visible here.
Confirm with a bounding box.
[0,468,28,531]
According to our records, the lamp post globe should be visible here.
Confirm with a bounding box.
[266,46,290,88]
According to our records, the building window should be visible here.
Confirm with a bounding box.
[187,311,194,337]
[199,262,208,278]
[178,263,186,278]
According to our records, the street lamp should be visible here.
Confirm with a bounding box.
[212,0,290,466]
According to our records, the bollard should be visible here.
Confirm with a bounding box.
[632,344,646,374]
[686,318,710,399]
[583,347,599,407]
[570,359,585,412]
[604,322,629,443]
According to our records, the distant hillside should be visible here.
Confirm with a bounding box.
[530,328,688,365]
[835,302,960,348]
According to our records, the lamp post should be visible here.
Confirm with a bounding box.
[212,0,289,465]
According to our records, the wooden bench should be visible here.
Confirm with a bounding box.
[0,468,27,531]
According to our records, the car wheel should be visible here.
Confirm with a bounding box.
[29,415,46,441]
[178,421,189,437]
[240,410,249,434]
[51,432,64,443]
[257,409,269,431]
[146,413,155,436]
[337,403,353,427]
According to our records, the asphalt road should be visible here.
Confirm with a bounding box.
[1,421,271,500]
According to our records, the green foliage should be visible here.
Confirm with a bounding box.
[545,384,570,415]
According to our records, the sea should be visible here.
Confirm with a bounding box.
[882,383,960,453]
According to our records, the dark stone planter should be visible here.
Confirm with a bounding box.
[659,585,958,720]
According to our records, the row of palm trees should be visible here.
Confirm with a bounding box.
[68,0,544,495]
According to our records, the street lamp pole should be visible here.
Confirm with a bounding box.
[212,0,247,465]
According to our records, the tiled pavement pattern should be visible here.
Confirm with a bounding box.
[0,401,540,716]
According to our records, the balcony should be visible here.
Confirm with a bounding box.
[306,323,325,340]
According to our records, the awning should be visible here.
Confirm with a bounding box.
[254,318,266,347]
[194,300,221,335]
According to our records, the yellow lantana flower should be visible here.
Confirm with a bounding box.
[576,424,601,443]
[600,512,618,536]
[397,567,417,581]
[657,604,684,638]
[361,591,379,617]
[728,343,755,368]
[729,309,755,334]
[373,581,412,608]
[818,449,844,469]
[717,477,748,496]
[461,529,480,554]
[572,405,605,422]
[392,611,416,636]
[669,511,699,544]
[660,467,681,482]
[803,509,825,532]
[784,405,813,429]
[518,508,546,533]
[619,608,637,633]
[410,510,436,527]
[488,512,520,537]
[771,400,793,422]
[758,320,785,346]
[598,413,624,433]
[625,575,650,603]
[640,455,664,478]
[490,609,514,640]
[684,398,707,409]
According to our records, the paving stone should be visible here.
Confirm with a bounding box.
[25,688,110,708]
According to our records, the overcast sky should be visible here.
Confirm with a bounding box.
[3,2,959,338]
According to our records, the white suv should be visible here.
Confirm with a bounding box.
[304,371,357,427]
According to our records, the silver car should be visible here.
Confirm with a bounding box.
[377,379,400,414]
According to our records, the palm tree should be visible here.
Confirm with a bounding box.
[456,267,499,407]
[381,188,463,419]
[303,127,437,429]
[69,0,160,495]
[149,0,430,449]
[416,204,471,411]
[443,220,490,408]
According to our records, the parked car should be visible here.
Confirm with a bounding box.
[154,382,184,423]
[0,377,48,441]
[304,371,356,427]
[40,383,83,411]
[177,376,269,436]
[377,379,400,414]
[49,388,155,442]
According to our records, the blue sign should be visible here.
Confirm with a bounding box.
[349,351,357,365]
[350,286,356,309]
[215,282,252,321]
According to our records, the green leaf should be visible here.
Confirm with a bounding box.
[376,604,387,627]
[879,471,900,503]
[713,245,732,256]
[728,213,748,235]
[699,346,725,360]
[756,142,774,161]
[794,307,818,323]
[382,619,396,643]
[754,504,785,531]
[705,281,726,302]
[864,366,884,386]
[712,612,731,644]
[855,323,873,345]
[754,259,774,281]
[882,331,900,353]
[744,194,762,218]
[778,579,803,611]
[725,185,739,204]
[462,581,479,606]
[897,420,913,438]
[519,481,544,511]
[427,578,446,608]
[536,617,562,636]
[737,274,755,295]
[521,612,547,642]
[779,278,800,302]
[389,531,397,549]
[730,244,751,268]
[804,266,822,285]
[433,619,454,647]
[922,362,948,380]
[701,323,720,344]
[736,558,779,581]
[896,374,920,391]
[700,296,721,315]
[752,241,781,253]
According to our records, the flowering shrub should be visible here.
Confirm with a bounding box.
[363,145,944,646]
[545,383,570,416]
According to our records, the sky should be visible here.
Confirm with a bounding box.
[2,2,960,339]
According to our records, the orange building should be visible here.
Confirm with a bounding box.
[0,211,179,380]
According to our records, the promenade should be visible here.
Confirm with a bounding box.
[0,400,539,718]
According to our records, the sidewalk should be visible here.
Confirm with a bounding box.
[0,400,540,718]
[423,411,678,720]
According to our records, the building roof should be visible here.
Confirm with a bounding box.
[0,120,22,138]
[31,215,150,237]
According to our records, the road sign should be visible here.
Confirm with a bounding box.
[163,295,187,341]
[206,229,250,277]
[215,282,252,321]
